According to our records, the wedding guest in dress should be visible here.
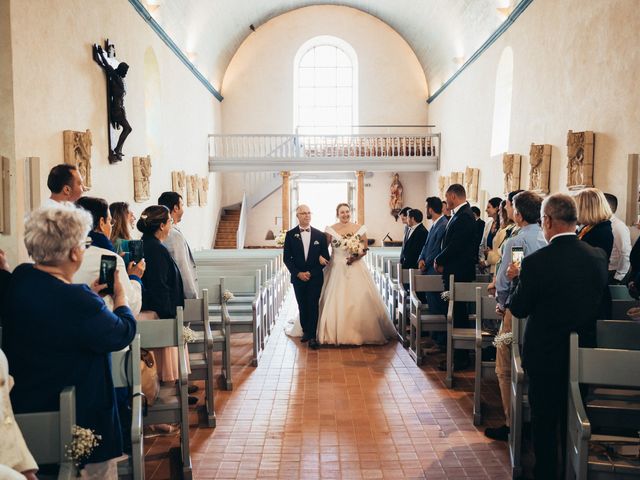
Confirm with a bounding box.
[603,193,631,283]
[74,196,144,315]
[158,192,199,300]
[109,201,137,254]
[479,197,502,267]
[482,200,514,275]
[509,194,608,480]
[283,205,330,349]
[2,204,136,478]
[434,184,477,369]
[43,164,85,207]
[400,209,428,270]
[575,188,614,260]
[137,206,186,383]
[0,349,38,480]
[317,203,396,345]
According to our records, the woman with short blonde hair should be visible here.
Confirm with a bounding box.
[576,188,614,260]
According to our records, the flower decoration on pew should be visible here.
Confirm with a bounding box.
[183,323,197,344]
[493,331,513,348]
[223,290,235,302]
[275,231,286,247]
[65,425,101,476]
[440,291,450,302]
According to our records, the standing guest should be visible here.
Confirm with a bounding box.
[479,197,503,265]
[137,206,185,383]
[398,206,412,245]
[400,209,428,270]
[575,188,614,260]
[74,197,144,315]
[3,205,136,479]
[509,194,608,480]
[158,192,199,299]
[471,206,485,263]
[486,191,546,442]
[483,200,514,274]
[604,193,631,283]
[442,200,451,218]
[43,164,85,206]
[109,201,137,254]
[434,184,477,370]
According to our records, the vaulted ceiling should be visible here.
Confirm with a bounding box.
[143,0,520,96]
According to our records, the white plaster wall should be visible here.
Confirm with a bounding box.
[3,0,222,264]
[220,5,430,245]
[428,0,640,221]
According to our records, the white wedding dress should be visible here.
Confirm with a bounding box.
[316,225,396,345]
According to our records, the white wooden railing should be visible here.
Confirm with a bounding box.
[236,192,248,250]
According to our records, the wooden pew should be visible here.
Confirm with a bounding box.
[473,290,499,426]
[509,315,529,478]
[408,269,447,365]
[393,265,411,346]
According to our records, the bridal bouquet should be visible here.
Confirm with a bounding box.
[275,230,286,247]
[342,233,363,264]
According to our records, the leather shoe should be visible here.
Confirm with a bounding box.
[188,396,198,406]
[484,424,509,441]
[301,334,312,343]
[308,339,319,350]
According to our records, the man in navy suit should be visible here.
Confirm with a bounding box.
[283,205,330,349]
[400,209,429,270]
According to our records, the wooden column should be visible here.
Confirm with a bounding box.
[281,171,290,231]
[356,171,365,225]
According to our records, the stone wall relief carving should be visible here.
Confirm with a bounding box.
[567,130,594,190]
[198,176,209,206]
[63,129,92,190]
[449,171,465,186]
[438,175,450,199]
[132,155,151,202]
[464,167,480,202]
[171,170,186,197]
[528,143,552,194]
[186,174,198,207]
[502,153,522,194]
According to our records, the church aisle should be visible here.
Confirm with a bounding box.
[145,294,511,479]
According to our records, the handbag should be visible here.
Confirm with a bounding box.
[139,348,160,407]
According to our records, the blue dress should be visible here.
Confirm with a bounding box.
[2,264,136,464]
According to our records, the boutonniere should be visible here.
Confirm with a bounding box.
[294,233,300,239]
[313,240,320,245]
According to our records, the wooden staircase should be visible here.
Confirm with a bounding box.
[214,207,240,249]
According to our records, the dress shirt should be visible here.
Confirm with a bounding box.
[164,225,199,299]
[495,223,547,307]
[406,224,418,238]
[609,215,631,280]
[300,226,311,260]
[41,197,62,208]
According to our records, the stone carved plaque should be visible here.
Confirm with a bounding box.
[63,129,92,190]
[450,171,465,186]
[502,153,522,194]
[172,170,186,197]
[529,144,552,194]
[186,175,197,207]
[567,130,594,190]
[438,175,450,199]
[464,167,480,202]
[132,155,151,202]
[198,176,209,206]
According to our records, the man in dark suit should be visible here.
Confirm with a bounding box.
[434,184,477,369]
[283,205,330,349]
[509,194,609,480]
[400,209,428,270]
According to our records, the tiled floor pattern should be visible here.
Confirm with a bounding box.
[145,293,511,479]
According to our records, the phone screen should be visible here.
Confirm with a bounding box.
[99,255,117,295]
[511,246,524,267]
[128,240,144,264]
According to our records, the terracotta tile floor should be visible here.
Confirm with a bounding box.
[145,292,511,479]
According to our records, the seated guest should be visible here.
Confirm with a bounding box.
[1,349,38,480]
[509,194,608,480]
[137,206,185,383]
[576,188,614,260]
[3,205,136,478]
[43,164,84,206]
[604,193,631,283]
[74,197,144,315]
[109,201,137,255]
[486,191,546,442]
[483,200,514,274]
[400,208,428,270]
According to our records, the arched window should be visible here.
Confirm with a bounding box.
[490,47,513,156]
[293,36,358,135]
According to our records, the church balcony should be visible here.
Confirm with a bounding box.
[208,132,441,172]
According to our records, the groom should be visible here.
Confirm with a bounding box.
[283,205,330,349]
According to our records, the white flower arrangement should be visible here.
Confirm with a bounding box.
[342,233,362,255]
[65,425,101,476]
[440,291,450,302]
[275,230,286,247]
[493,331,514,348]
[183,324,197,344]
[223,290,235,302]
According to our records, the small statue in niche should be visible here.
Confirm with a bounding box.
[198,176,209,206]
[186,175,198,207]
[93,41,132,163]
[172,171,186,197]
[133,156,151,202]
[63,129,92,190]
[389,173,403,218]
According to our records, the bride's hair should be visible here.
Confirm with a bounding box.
[335,203,350,216]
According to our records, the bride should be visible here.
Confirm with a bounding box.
[317,203,396,345]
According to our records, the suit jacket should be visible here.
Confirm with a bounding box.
[401,223,428,269]
[419,215,449,270]
[164,226,199,299]
[434,202,477,285]
[141,234,185,318]
[474,219,485,262]
[509,234,609,375]
[283,226,330,286]
[580,220,614,261]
